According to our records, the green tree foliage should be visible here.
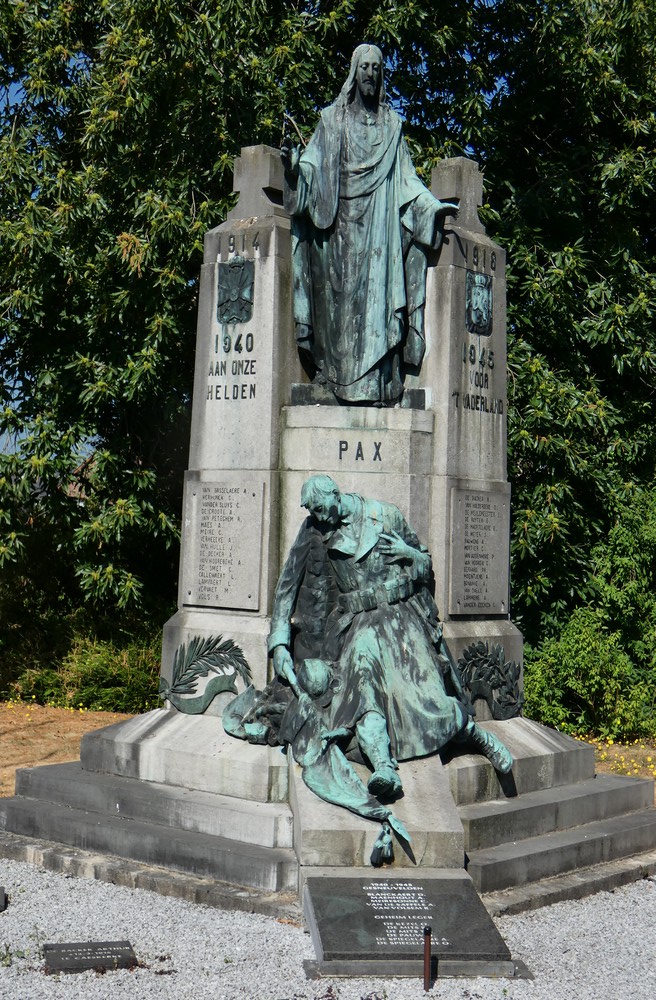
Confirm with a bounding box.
[477,1,656,637]
[11,628,162,713]
[524,485,656,738]
[1,2,655,727]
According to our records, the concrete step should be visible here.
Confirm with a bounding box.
[444,718,595,806]
[14,762,294,849]
[0,829,302,920]
[466,808,656,893]
[460,774,654,851]
[80,709,289,802]
[0,796,296,892]
[481,848,656,917]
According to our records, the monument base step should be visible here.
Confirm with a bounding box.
[466,807,656,893]
[290,752,464,873]
[0,829,301,919]
[443,717,595,805]
[2,713,655,909]
[80,708,288,802]
[13,762,293,849]
[460,772,654,851]
[0,793,296,892]
[481,847,656,916]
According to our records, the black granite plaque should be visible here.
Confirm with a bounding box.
[0,886,6,911]
[43,941,137,974]
[304,875,516,978]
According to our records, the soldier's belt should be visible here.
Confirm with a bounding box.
[338,577,415,614]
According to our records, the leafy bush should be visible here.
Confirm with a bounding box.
[524,484,656,739]
[9,631,161,715]
[523,608,656,739]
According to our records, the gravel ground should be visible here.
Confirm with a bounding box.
[0,860,655,1000]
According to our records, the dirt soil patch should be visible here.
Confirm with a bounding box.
[0,702,654,803]
[0,701,134,797]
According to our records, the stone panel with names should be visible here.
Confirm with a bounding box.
[304,876,511,966]
[449,488,509,615]
[364,882,448,950]
[182,481,263,610]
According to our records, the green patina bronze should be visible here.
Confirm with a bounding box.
[217,255,254,325]
[160,634,251,714]
[281,44,458,404]
[224,476,513,865]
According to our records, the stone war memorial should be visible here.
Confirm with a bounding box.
[3,43,656,982]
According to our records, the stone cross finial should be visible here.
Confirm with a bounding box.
[431,157,485,234]
[226,145,286,221]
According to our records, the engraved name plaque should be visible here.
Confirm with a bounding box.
[182,481,264,611]
[303,874,513,976]
[449,488,509,615]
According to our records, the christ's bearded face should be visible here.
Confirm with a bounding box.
[356,49,381,101]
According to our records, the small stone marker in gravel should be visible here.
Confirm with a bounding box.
[0,887,6,911]
[43,940,137,974]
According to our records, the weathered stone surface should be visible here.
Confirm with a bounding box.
[279,406,435,558]
[448,485,510,615]
[161,608,270,696]
[290,754,464,871]
[80,710,288,801]
[460,773,655,851]
[466,809,656,893]
[15,762,294,848]
[161,144,304,701]
[226,143,287,221]
[1,795,296,890]
[179,477,264,611]
[443,717,595,806]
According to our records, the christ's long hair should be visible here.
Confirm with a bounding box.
[338,44,387,107]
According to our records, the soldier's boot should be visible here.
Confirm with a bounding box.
[356,711,403,799]
[456,717,514,773]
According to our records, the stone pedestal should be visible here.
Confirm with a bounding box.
[161,146,304,697]
[424,158,523,677]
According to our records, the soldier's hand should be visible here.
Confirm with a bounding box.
[379,530,415,564]
[272,645,297,686]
